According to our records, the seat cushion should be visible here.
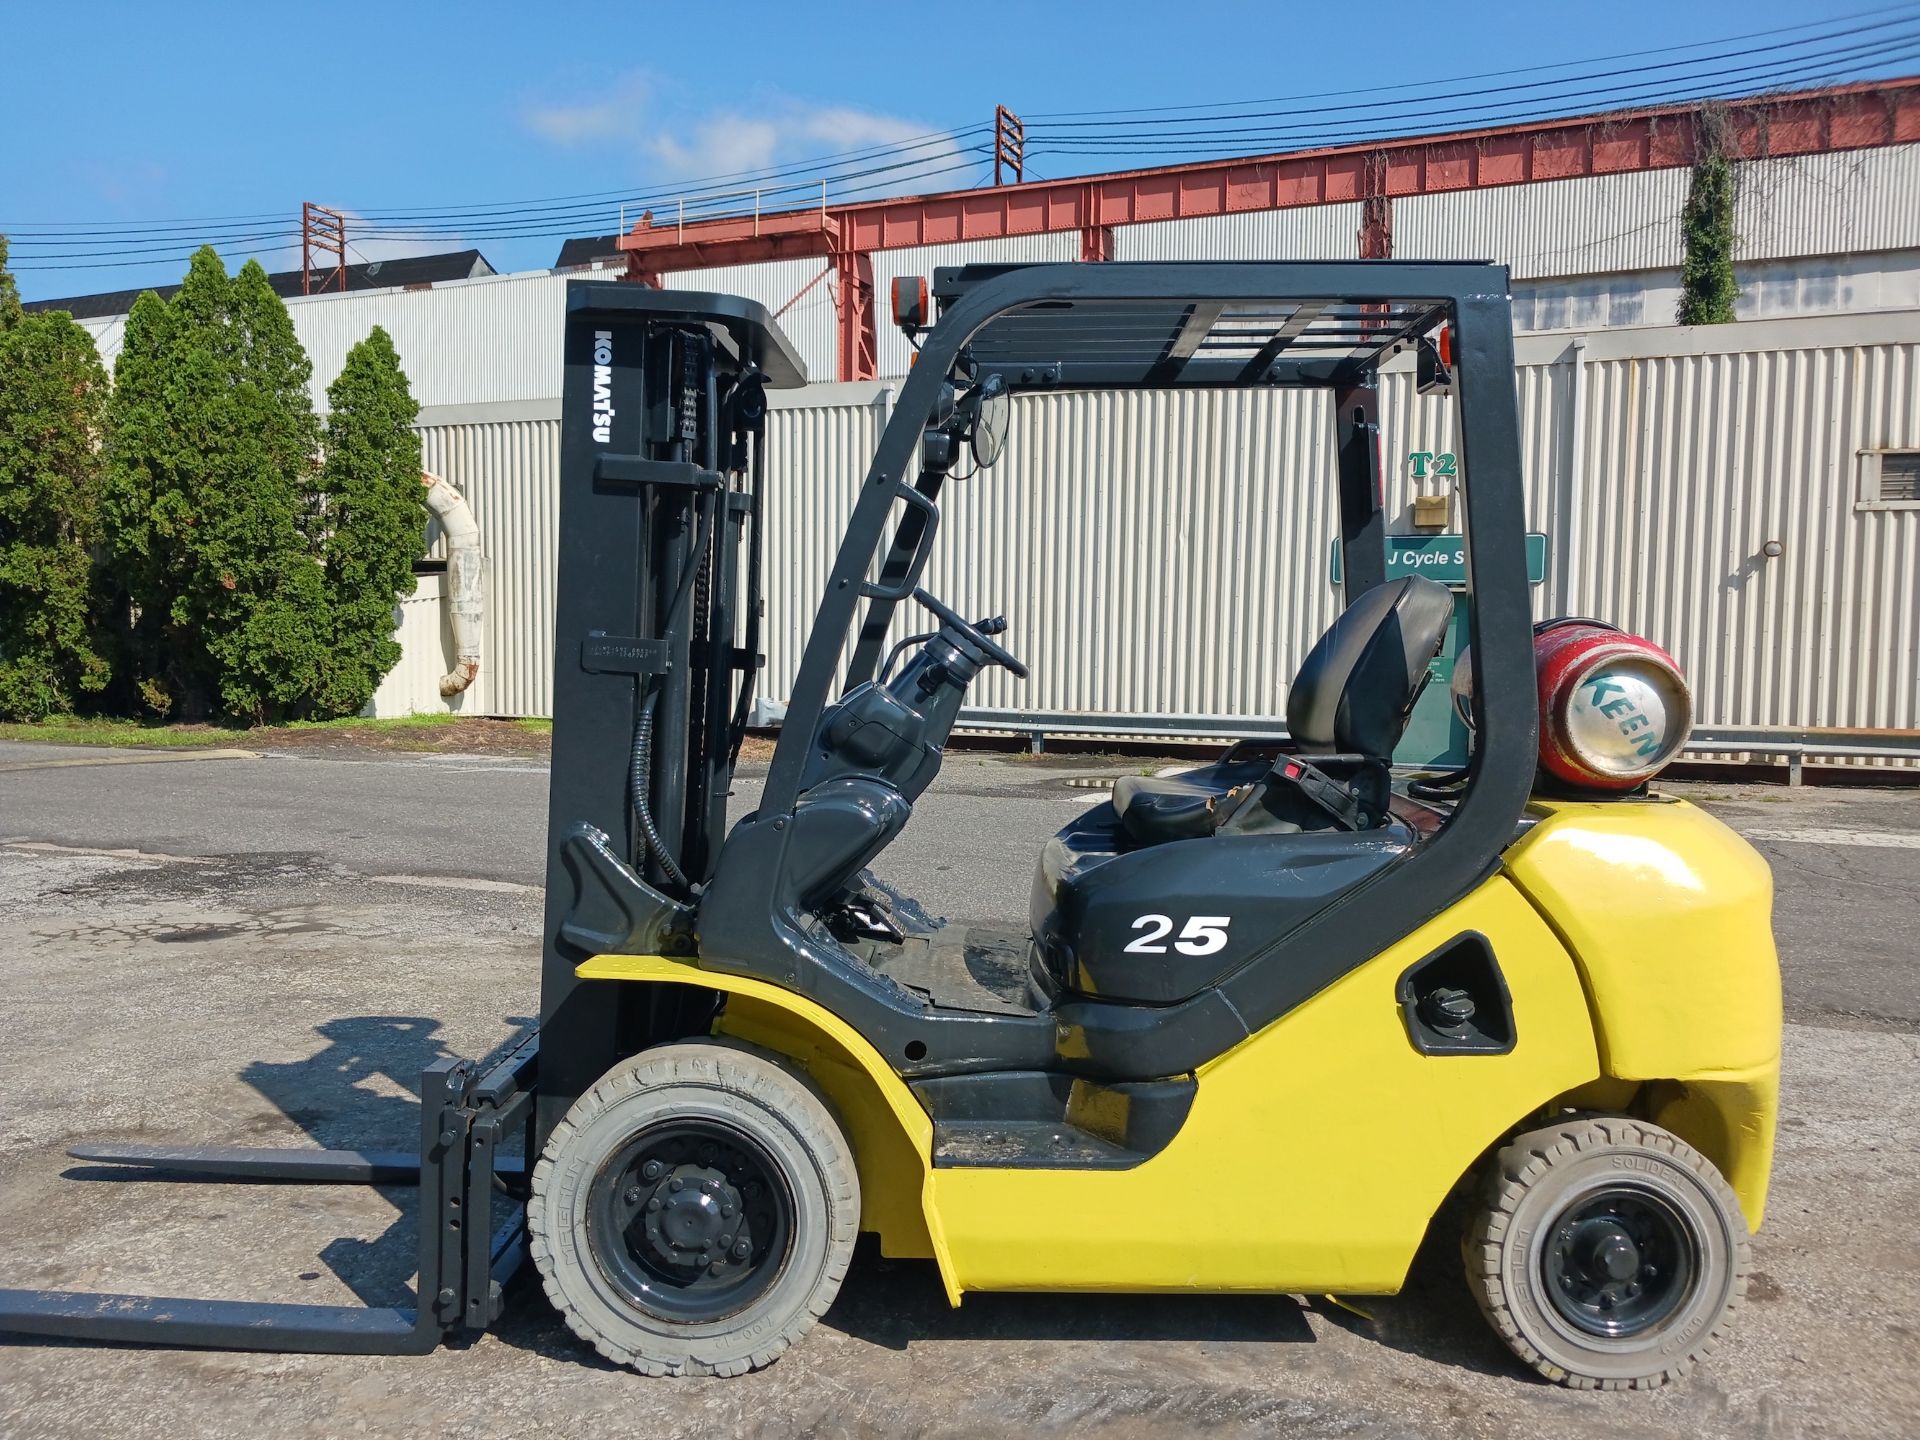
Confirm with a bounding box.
[1111,774,1227,846]
[1286,574,1454,758]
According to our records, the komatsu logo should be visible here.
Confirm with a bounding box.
[590,330,615,443]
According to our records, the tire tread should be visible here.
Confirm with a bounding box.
[1462,1114,1751,1391]
[527,1041,859,1377]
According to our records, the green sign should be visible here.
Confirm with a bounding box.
[1331,533,1549,588]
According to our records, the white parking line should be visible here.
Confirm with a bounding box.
[1741,828,1920,850]
[3,840,212,864]
[369,873,542,895]
[0,748,257,773]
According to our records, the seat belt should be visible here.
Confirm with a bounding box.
[1263,756,1372,832]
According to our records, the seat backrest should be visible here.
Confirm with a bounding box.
[1286,575,1454,760]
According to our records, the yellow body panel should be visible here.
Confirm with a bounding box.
[574,953,959,1297]
[931,876,1597,1295]
[1502,797,1782,1222]
[578,795,1780,1300]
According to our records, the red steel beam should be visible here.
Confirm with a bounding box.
[616,78,1920,379]
[623,78,1919,266]
[835,79,1920,252]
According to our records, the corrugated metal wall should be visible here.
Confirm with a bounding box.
[1395,168,1692,279]
[1571,331,1920,733]
[81,270,583,407]
[416,413,561,718]
[1392,144,1920,282]
[396,312,1920,746]
[1735,143,1920,261]
[369,573,463,719]
[1111,205,1365,262]
[1513,250,1920,332]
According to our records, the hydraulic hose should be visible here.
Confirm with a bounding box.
[628,487,716,894]
[1406,765,1473,801]
[630,686,690,890]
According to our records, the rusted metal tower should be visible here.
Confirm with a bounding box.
[993,106,1025,187]
[302,203,348,295]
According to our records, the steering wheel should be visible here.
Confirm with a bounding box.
[911,587,1028,678]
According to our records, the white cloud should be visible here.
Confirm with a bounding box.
[651,114,784,178]
[522,71,964,199]
[523,74,655,146]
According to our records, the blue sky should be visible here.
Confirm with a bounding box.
[2,0,1909,300]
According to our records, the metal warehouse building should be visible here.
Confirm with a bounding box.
[59,81,1920,764]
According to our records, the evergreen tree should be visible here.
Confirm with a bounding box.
[0,309,112,718]
[312,326,426,717]
[1678,109,1740,326]
[0,234,22,329]
[231,259,324,538]
[99,288,186,713]
[101,246,330,720]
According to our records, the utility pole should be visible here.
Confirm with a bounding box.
[993,106,1025,186]
[302,203,348,295]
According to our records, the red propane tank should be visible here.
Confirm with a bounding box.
[1533,620,1692,791]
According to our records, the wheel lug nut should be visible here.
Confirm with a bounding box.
[732,1241,750,1260]
[669,1177,684,1192]
[710,1261,726,1275]
[647,1197,661,1212]
[720,1234,734,1248]
[721,1204,735,1218]
[642,1160,664,1180]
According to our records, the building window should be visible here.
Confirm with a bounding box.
[1858,451,1920,511]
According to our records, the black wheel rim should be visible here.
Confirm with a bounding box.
[585,1118,795,1324]
[1541,1183,1698,1339]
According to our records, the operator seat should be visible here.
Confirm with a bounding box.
[1113,575,1454,846]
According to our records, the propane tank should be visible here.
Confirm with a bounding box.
[1452,619,1693,792]
[1533,620,1692,790]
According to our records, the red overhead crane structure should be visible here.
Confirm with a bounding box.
[617,79,1920,381]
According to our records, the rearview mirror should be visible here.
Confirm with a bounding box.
[971,376,1010,469]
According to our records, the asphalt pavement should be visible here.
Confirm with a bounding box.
[0,740,1915,1438]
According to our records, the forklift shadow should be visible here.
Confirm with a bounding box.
[1304,1208,1527,1382]
[821,1238,1316,1349]
[819,1222,1523,1380]
[62,1014,537,1315]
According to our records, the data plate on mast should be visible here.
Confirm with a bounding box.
[581,634,670,675]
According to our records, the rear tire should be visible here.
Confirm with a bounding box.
[529,1040,859,1376]
[1464,1115,1749,1390]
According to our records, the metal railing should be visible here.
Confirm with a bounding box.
[621,181,830,245]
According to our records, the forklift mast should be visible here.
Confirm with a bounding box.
[538,284,806,1143]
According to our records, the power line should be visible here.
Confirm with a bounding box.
[7,12,1915,276]
[1027,52,1920,158]
[1026,30,1920,150]
[1025,1,1920,118]
[0,125,993,239]
[1030,15,1918,136]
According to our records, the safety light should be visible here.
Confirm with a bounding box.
[891,275,930,334]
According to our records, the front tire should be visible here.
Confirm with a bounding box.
[528,1040,859,1377]
[1464,1115,1750,1390]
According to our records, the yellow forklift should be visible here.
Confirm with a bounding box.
[0,263,1779,1390]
